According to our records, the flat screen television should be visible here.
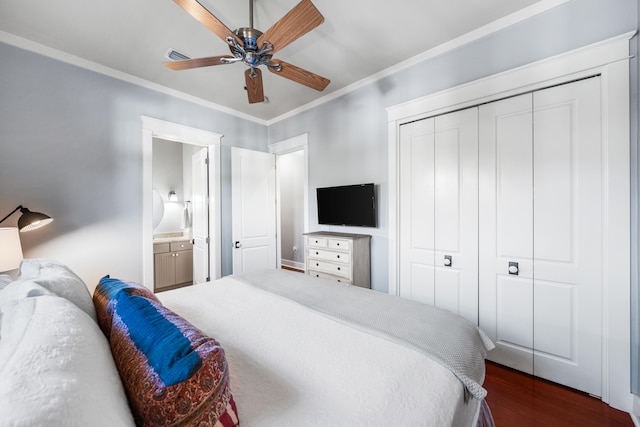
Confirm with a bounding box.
[316,183,376,227]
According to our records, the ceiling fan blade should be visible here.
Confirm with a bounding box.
[257,0,324,55]
[164,55,236,70]
[173,0,243,46]
[245,68,265,103]
[268,60,330,91]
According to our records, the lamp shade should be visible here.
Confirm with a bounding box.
[0,227,23,272]
[0,205,53,233]
[18,208,53,232]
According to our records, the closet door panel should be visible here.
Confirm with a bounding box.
[434,108,478,323]
[496,107,534,261]
[495,276,534,373]
[479,93,534,372]
[435,269,460,314]
[412,264,435,305]
[399,118,435,301]
[533,281,573,359]
[532,77,602,396]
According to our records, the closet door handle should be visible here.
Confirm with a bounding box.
[444,255,452,267]
[508,262,519,275]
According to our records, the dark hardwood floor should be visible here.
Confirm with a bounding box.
[483,362,633,426]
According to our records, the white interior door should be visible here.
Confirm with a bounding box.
[479,77,603,396]
[232,147,276,274]
[398,107,479,324]
[192,147,209,283]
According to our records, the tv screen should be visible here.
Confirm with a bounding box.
[316,183,376,227]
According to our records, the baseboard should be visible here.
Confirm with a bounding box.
[631,395,640,426]
[281,259,305,271]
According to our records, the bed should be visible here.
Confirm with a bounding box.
[0,259,495,427]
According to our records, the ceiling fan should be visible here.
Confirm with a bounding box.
[165,0,330,104]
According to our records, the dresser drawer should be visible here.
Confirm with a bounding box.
[307,259,351,279]
[308,248,349,264]
[307,236,328,248]
[170,240,193,251]
[308,269,352,284]
[328,238,351,251]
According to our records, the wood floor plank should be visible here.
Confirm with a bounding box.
[483,362,633,426]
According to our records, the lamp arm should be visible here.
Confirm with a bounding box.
[0,205,23,225]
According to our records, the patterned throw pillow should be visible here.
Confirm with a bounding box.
[93,277,239,427]
[93,275,160,338]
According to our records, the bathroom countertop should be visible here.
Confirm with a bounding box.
[153,233,192,244]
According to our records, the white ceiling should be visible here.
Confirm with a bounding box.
[0,0,562,122]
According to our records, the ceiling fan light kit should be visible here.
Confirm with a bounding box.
[165,0,330,104]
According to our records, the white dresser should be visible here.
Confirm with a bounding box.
[304,232,371,288]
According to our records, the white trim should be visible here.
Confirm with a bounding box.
[2,0,568,125]
[632,395,640,426]
[387,32,633,413]
[269,134,310,269]
[265,0,571,125]
[141,116,223,290]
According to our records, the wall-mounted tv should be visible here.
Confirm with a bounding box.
[316,183,377,227]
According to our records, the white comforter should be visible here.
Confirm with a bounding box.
[159,271,485,427]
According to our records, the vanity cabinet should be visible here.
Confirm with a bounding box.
[304,232,371,288]
[153,240,193,291]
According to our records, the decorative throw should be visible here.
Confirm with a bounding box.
[93,277,239,427]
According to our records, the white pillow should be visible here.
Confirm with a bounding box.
[0,281,54,342]
[17,259,96,322]
[0,275,12,291]
[0,294,135,427]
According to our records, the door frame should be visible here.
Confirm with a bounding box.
[141,117,222,288]
[387,32,633,411]
[269,133,309,269]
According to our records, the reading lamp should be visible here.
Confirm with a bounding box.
[0,205,53,232]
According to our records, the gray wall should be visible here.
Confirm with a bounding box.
[0,42,267,289]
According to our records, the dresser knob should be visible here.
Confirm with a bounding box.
[337,267,341,271]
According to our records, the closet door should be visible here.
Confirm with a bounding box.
[531,77,602,396]
[478,94,535,373]
[399,108,478,323]
[479,77,603,396]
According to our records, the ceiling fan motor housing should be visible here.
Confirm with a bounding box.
[230,27,274,69]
